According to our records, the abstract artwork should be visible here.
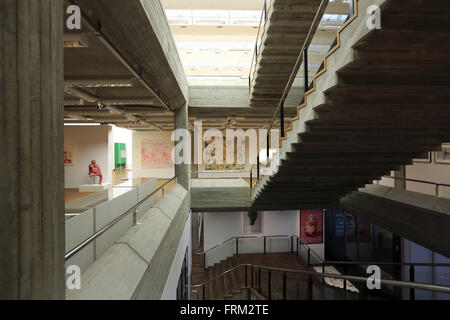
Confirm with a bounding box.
[435,143,450,164]
[300,210,323,244]
[141,139,173,169]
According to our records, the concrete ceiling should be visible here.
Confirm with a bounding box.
[64,0,353,132]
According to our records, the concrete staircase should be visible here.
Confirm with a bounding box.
[250,0,323,108]
[252,0,450,209]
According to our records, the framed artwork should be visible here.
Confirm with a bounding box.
[242,211,263,234]
[64,148,73,166]
[300,210,323,244]
[435,144,450,164]
[413,151,431,163]
[141,139,173,169]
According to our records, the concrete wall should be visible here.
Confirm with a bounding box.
[132,130,175,178]
[191,179,251,211]
[64,125,113,188]
[161,212,192,300]
[66,184,190,300]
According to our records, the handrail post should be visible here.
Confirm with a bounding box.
[296,237,299,254]
[132,210,139,225]
[203,253,206,270]
[304,47,309,92]
[291,236,293,253]
[250,171,253,190]
[264,236,267,254]
[251,266,254,288]
[258,268,261,294]
[322,262,325,284]
[410,265,415,300]
[343,264,347,292]
[257,155,260,179]
[245,265,248,287]
[280,100,285,138]
[266,133,270,161]
[283,272,287,300]
[268,270,272,300]
[236,237,239,255]
[308,275,313,300]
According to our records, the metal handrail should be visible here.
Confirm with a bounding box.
[196,234,297,255]
[249,0,330,187]
[318,260,450,268]
[248,0,269,88]
[64,176,177,261]
[191,263,450,295]
[381,175,450,190]
[299,242,450,269]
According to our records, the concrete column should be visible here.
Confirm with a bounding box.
[174,104,190,190]
[394,166,406,190]
[0,0,65,299]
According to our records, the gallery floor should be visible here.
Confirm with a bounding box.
[64,169,175,203]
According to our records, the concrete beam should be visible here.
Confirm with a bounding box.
[340,184,450,258]
[72,0,188,110]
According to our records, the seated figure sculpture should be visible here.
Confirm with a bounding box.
[88,160,103,185]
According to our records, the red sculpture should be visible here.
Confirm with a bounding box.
[88,160,103,185]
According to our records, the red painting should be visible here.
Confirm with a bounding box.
[300,210,323,244]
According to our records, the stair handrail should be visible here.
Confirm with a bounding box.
[64,176,177,260]
[249,0,331,190]
[317,260,450,268]
[196,234,298,255]
[191,263,450,298]
[248,0,269,88]
[381,175,450,196]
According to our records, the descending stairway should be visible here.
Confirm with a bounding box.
[192,252,370,300]
[250,0,322,107]
[252,0,450,209]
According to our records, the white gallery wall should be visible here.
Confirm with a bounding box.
[132,131,175,178]
[203,211,298,251]
[405,152,450,198]
[64,125,113,188]
[203,210,325,264]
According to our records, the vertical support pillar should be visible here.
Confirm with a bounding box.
[0,0,65,299]
[174,103,190,191]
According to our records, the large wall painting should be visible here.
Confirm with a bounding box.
[204,136,246,171]
[141,139,173,169]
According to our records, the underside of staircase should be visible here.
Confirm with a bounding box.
[250,0,323,108]
[252,0,450,209]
